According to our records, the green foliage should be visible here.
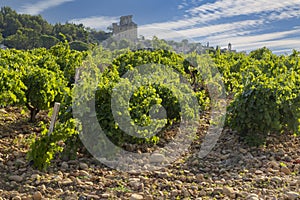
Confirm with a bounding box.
[0,41,83,122]
[1,21,299,169]
[92,49,203,146]
[227,48,300,145]
[50,41,86,86]
[0,66,26,106]
[227,77,280,145]
[22,67,68,121]
[151,36,173,51]
[0,6,110,49]
[40,35,59,49]
[27,119,79,170]
[212,51,250,94]
[70,40,90,51]
[0,49,28,105]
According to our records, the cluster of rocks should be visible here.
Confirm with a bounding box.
[0,107,299,199]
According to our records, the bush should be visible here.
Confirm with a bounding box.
[227,72,300,146]
[94,50,201,146]
[70,49,209,152]
[27,119,79,170]
[22,67,68,121]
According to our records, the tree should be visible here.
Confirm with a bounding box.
[3,30,27,49]
[40,35,59,49]
[70,41,90,51]
[151,36,172,50]
[0,6,113,49]
[2,15,22,37]
[0,12,3,30]
[3,28,41,49]
[118,38,131,49]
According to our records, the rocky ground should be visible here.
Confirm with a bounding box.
[0,107,300,200]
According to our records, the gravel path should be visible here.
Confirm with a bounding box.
[0,107,299,200]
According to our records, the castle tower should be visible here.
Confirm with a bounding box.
[112,15,138,41]
[228,43,232,52]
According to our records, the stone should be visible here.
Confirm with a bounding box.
[129,178,142,190]
[254,170,264,175]
[9,175,23,182]
[61,162,69,169]
[38,184,46,191]
[170,190,178,197]
[149,153,165,163]
[65,195,77,200]
[212,187,223,195]
[84,181,93,186]
[246,194,259,200]
[286,191,299,200]
[101,193,111,198]
[198,190,206,196]
[5,117,14,121]
[154,171,169,178]
[239,148,248,154]
[130,194,144,200]
[32,191,42,200]
[61,178,73,185]
[21,196,32,200]
[86,194,100,199]
[15,159,26,166]
[31,174,40,180]
[12,196,21,200]
[283,155,292,162]
[0,109,7,114]
[269,161,280,170]
[79,170,90,177]
[79,162,89,170]
[56,189,63,193]
[144,195,153,200]
[280,166,291,175]
[196,174,204,182]
[223,186,235,198]
[271,176,282,183]
[290,180,298,186]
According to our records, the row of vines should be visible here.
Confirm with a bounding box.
[0,40,299,170]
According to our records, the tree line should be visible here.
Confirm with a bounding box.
[0,6,111,50]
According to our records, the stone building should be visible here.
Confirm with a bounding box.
[0,44,7,50]
[112,15,138,41]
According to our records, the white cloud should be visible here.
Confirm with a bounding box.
[19,0,75,15]
[67,0,299,53]
[140,0,300,32]
[69,16,119,30]
[140,19,300,53]
[178,5,185,10]
[141,17,203,31]
[140,19,264,41]
[267,8,300,21]
[188,0,300,22]
[139,0,300,53]
[234,39,300,53]
[176,19,264,38]
[208,29,300,46]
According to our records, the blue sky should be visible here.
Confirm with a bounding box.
[1,0,300,54]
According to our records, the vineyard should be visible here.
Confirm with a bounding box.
[0,41,300,199]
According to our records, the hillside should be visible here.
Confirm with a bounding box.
[0,7,111,50]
